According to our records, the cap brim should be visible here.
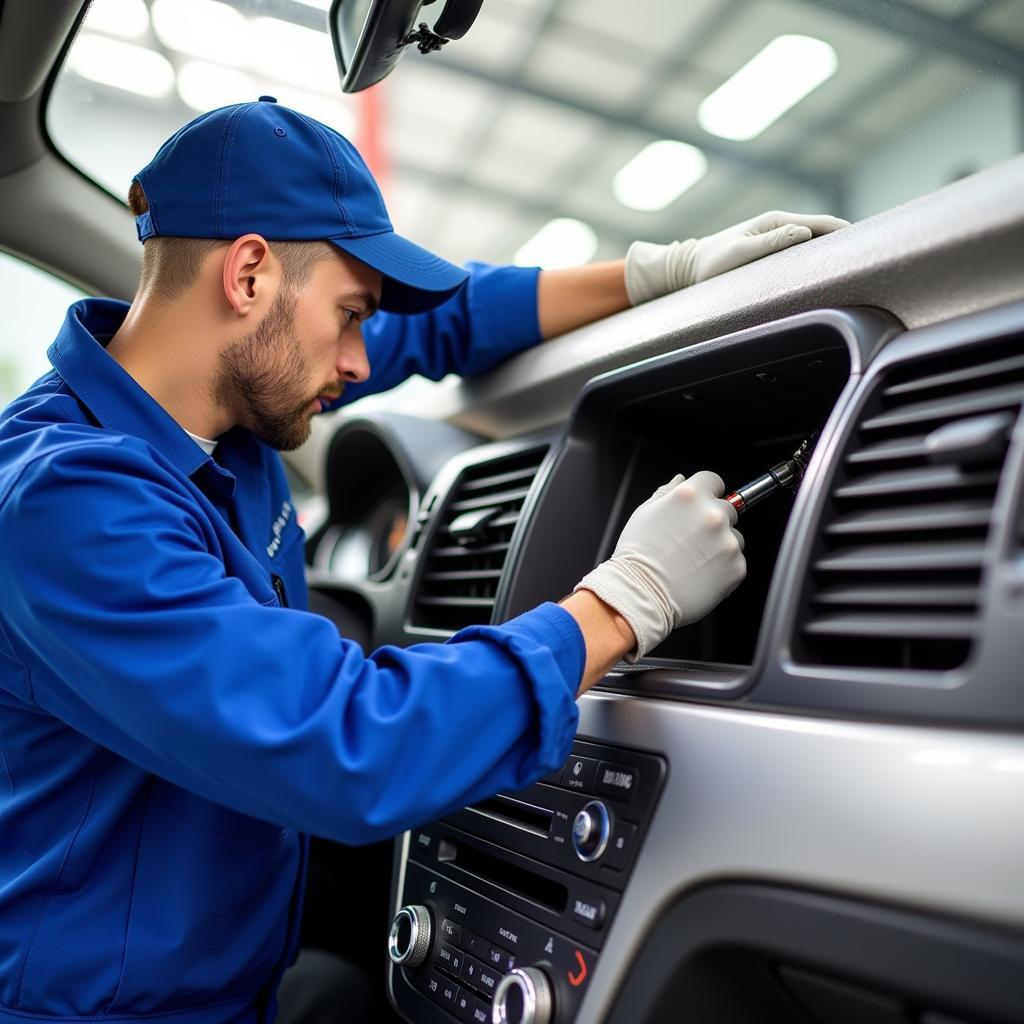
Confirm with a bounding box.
[329,231,469,314]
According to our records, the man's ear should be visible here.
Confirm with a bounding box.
[222,234,277,316]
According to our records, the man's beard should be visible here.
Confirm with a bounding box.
[213,288,329,452]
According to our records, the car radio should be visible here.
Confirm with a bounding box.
[387,739,666,1023]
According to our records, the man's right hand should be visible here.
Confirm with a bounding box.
[572,471,747,662]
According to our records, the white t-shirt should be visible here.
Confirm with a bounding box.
[185,429,217,455]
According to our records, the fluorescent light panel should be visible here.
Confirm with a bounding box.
[698,34,837,141]
[248,18,338,94]
[613,140,707,211]
[152,0,248,66]
[514,218,598,270]
[69,34,174,98]
[85,0,150,39]
[177,61,255,111]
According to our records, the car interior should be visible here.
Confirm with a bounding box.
[1,1,1024,1022]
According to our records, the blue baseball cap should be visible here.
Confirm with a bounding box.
[132,96,469,314]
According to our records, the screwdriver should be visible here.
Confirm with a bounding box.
[725,431,819,515]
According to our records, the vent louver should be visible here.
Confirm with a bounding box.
[411,446,547,633]
[797,341,1023,671]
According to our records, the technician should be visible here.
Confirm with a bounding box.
[0,98,845,1024]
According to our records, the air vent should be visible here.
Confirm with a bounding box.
[411,446,547,633]
[797,341,1023,671]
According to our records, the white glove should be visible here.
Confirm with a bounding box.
[625,210,849,305]
[573,472,746,662]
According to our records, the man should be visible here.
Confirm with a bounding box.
[0,98,845,1024]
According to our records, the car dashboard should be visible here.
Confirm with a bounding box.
[299,275,1024,1023]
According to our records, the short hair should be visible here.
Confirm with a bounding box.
[128,179,334,301]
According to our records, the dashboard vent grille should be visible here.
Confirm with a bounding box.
[411,446,547,633]
[797,340,1022,671]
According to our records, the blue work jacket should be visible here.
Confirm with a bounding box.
[0,263,584,1024]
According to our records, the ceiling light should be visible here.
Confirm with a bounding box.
[84,0,150,39]
[698,34,837,141]
[248,18,339,94]
[177,62,256,112]
[67,34,174,99]
[152,0,248,65]
[514,219,598,270]
[613,140,707,212]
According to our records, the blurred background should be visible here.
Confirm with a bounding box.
[3,0,1023,400]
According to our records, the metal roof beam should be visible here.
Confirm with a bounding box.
[428,52,832,194]
[802,0,1024,80]
[393,158,638,252]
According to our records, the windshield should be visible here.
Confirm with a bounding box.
[48,0,1024,269]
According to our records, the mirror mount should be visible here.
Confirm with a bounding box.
[331,0,484,94]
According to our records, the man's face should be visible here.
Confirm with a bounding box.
[214,249,379,451]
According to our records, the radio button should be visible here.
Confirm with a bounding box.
[437,942,464,975]
[460,954,484,988]
[486,944,517,973]
[596,762,638,801]
[430,973,459,1009]
[560,755,598,792]
[441,918,463,945]
[469,1000,491,1024]
[426,971,459,1007]
[571,895,607,929]
[476,963,501,996]
[453,988,476,1022]
[605,820,638,870]
[459,928,489,959]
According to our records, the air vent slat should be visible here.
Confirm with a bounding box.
[417,596,496,609]
[429,542,511,558]
[813,584,980,608]
[846,434,932,464]
[411,446,546,632]
[832,465,999,500]
[860,382,1022,432]
[457,466,540,493]
[814,540,986,573]
[796,335,1023,672]
[423,569,504,582]
[826,500,993,535]
[882,352,1024,399]
[448,486,531,514]
[803,613,976,640]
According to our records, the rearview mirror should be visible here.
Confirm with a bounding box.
[330,0,484,94]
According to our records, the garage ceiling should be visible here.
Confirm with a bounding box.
[46,0,1024,267]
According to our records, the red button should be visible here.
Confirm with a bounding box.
[568,950,588,987]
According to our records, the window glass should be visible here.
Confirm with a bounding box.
[0,251,86,408]
[47,0,1024,268]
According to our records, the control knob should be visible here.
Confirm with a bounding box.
[388,904,431,967]
[572,799,611,862]
[492,966,553,1024]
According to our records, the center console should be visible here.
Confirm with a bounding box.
[386,740,666,1024]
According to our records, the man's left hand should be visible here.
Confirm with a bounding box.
[624,210,849,305]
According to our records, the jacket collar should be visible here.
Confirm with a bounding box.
[47,297,237,497]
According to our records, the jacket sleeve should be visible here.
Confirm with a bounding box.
[327,261,542,408]
[0,440,583,844]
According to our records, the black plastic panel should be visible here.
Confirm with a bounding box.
[388,740,666,1024]
[601,884,1024,1024]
